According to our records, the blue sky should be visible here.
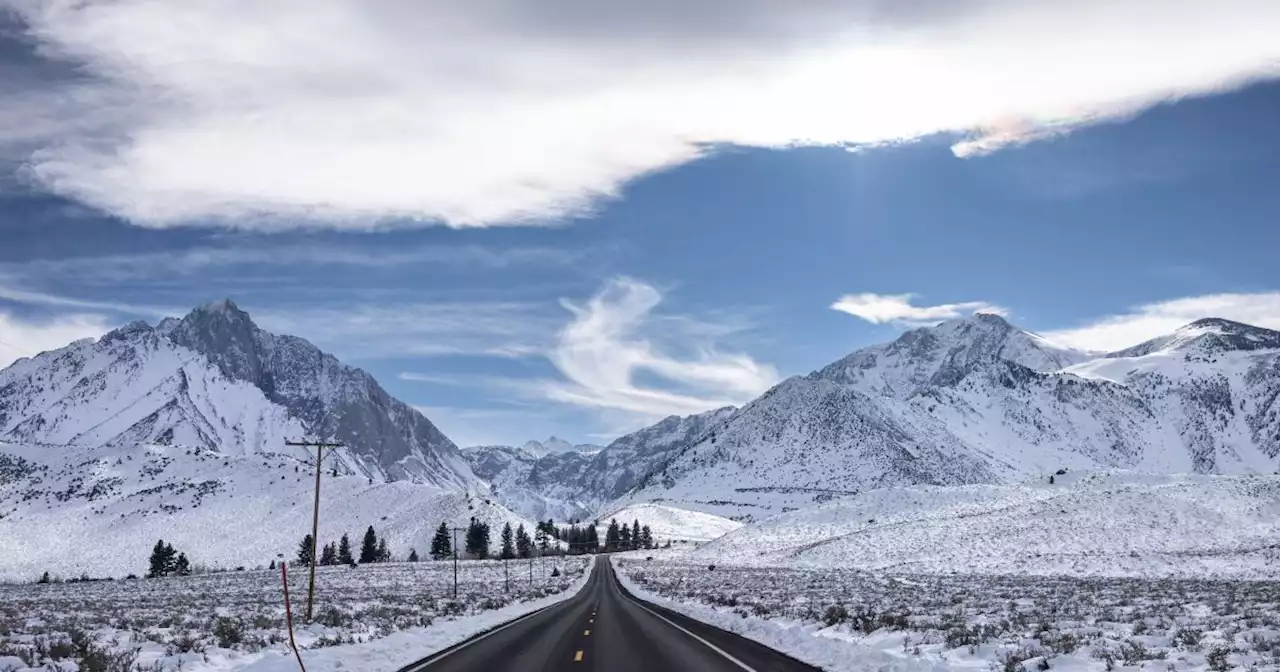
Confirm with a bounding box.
[2,1,1279,445]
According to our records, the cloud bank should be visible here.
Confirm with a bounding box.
[0,311,112,367]
[2,0,1277,228]
[832,292,1008,326]
[1043,292,1280,352]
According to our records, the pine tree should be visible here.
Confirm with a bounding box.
[163,542,177,575]
[479,521,491,559]
[640,525,653,550]
[500,522,515,560]
[376,537,390,563]
[360,526,379,564]
[586,524,599,553]
[632,519,641,549]
[297,534,315,566]
[466,518,491,559]
[619,522,632,551]
[320,542,337,566]
[148,540,168,578]
[338,534,355,565]
[605,519,620,552]
[515,523,532,558]
[408,548,419,562]
[535,524,549,551]
[269,560,276,570]
[175,553,191,576]
[430,523,452,560]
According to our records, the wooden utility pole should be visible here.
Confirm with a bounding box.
[285,439,345,622]
[451,526,466,599]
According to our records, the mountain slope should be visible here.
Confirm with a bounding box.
[690,471,1280,578]
[621,315,1280,520]
[0,440,526,581]
[0,300,476,488]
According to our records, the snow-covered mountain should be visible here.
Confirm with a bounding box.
[690,470,1280,579]
[0,299,476,488]
[463,407,734,522]
[518,437,602,458]
[619,315,1280,520]
[0,440,527,581]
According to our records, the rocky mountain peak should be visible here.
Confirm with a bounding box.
[1109,318,1280,358]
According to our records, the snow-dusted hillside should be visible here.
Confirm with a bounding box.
[463,407,734,522]
[621,315,1280,520]
[594,502,742,544]
[690,470,1280,578]
[0,440,528,581]
[0,300,476,488]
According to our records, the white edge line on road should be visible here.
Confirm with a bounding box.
[621,586,758,672]
[402,564,595,671]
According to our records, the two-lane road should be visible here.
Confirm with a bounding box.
[399,559,822,671]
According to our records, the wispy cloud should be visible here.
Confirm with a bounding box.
[1043,292,1280,352]
[0,310,113,367]
[3,0,1277,229]
[832,292,1008,327]
[0,283,172,317]
[531,277,777,427]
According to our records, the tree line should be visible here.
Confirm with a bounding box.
[295,525,402,567]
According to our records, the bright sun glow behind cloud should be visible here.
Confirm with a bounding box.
[3,0,1278,228]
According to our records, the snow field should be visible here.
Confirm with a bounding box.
[0,556,593,672]
[614,559,1280,672]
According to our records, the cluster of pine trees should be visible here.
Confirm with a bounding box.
[146,539,192,578]
[603,518,655,552]
[297,526,396,567]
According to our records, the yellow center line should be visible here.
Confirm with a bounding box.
[574,650,584,662]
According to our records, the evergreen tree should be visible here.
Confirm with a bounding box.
[586,524,599,553]
[320,542,337,566]
[619,522,632,551]
[430,523,452,560]
[408,548,419,562]
[465,518,492,559]
[269,560,276,570]
[337,533,355,565]
[535,524,549,551]
[605,519,620,552]
[297,534,315,566]
[360,526,379,564]
[515,523,532,558]
[632,519,641,549]
[147,540,167,578]
[175,553,191,576]
[500,522,515,560]
[640,525,653,550]
[376,537,390,563]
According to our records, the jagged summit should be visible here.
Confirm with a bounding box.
[813,312,1087,399]
[0,298,476,489]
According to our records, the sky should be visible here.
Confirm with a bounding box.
[1,1,1279,446]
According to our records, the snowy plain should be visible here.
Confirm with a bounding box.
[0,556,592,672]
[614,557,1280,672]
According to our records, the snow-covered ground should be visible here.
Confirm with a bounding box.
[690,470,1280,579]
[614,558,1280,672]
[0,556,592,672]
[595,502,743,544]
[0,441,530,581]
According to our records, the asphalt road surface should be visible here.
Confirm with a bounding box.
[398,558,823,672]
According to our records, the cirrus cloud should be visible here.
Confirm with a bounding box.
[2,0,1278,229]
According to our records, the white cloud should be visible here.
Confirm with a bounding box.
[535,277,777,426]
[0,311,113,367]
[1042,292,1280,352]
[3,0,1278,228]
[831,292,1008,326]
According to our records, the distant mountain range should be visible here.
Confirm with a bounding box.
[5,299,1280,578]
[613,314,1280,520]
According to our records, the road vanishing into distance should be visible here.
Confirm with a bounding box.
[398,558,822,672]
